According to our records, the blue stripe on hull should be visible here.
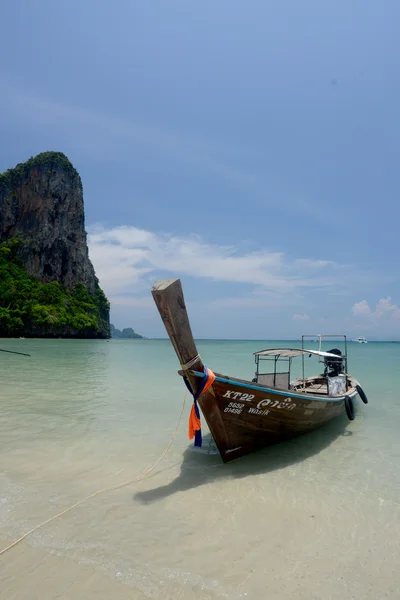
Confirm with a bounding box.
[191,370,357,403]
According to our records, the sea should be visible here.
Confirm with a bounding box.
[1,338,399,600]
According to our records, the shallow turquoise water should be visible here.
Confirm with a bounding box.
[1,339,399,599]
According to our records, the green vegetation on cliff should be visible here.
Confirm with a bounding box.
[0,239,110,338]
[0,151,82,199]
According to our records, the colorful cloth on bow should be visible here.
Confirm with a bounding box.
[184,366,215,447]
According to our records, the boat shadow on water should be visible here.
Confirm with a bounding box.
[133,413,353,505]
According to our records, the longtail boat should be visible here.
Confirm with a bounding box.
[152,279,368,463]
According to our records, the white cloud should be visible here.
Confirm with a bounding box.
[209,289,303,311]
[375,297,400,319]
[292,313,310,321]
[108,296,153,309]
[352,300,371,316]
[352,297,400,321]
[87,225,347,303]
[293,259,336,270]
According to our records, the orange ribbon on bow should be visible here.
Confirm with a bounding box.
[186,367,216,444]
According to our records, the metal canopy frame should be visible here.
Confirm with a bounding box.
[254,352,293,388]
[253,334,349,389]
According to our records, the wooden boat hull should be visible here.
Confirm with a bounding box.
[185,370,358,462]
[151,278,365,463]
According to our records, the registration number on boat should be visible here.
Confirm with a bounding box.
[222,390,255,402]
[224,401,245,414]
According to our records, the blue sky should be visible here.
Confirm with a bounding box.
[1,0,399,339]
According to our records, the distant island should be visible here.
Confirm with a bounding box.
[110,324,144,339]
[0,151,110,338]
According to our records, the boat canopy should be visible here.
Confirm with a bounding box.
[254,348,342,359]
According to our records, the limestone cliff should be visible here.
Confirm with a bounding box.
[0,151,110,338]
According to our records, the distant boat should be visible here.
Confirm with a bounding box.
[354,337,367,344]
[151,279,369,463]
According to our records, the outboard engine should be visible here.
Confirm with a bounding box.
[324,348,343,377]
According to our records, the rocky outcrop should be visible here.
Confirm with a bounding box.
[0,152,97,292]
[110,324,143,339]
[0,151,110,338]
